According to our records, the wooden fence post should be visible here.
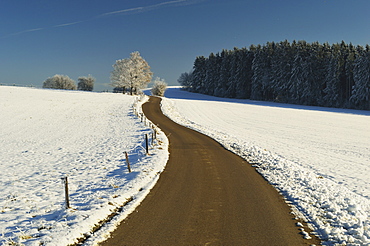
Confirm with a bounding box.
[62,177,70,209]
[145,134,149,155]
[125,151,131,173]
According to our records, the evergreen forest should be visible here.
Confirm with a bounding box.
[179,40,370,110]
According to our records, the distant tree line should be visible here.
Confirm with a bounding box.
[42,74,95,91]
[179,40,370,110]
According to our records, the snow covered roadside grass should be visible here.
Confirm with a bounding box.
[160,87,370,245]
[0,86,168,246]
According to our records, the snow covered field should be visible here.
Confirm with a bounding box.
[1,85,369,245]
[160,87,370,245]
[0,86,168,245]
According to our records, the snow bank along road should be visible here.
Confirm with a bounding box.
[160,87,370,245]
[102,96,321,245]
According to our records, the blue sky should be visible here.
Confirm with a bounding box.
[1,0,369,91]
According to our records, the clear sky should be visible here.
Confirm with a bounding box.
[1,0,369,91]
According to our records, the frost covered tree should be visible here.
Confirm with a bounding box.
[42,74,76,90]
[178,71,193,89]
[151,77,167,96]
[129,51,153,92]
[110,58,131,93]
[110,51,153,95]
[77,75,95,91]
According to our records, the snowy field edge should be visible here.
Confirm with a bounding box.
[0,87,169,246]
[160,90,370,246]
[81,96,170,246]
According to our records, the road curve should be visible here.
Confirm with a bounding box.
[101,96,320,245]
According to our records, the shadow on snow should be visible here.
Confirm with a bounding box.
[155,87,370,117]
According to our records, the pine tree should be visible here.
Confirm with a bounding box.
[336,41,351,106]
[323,53,341,107]
[289,40,314,104]
[224,48,239,98]
[343,43,359,106]
[214,50,231,97]
[270,40,293,102]
[191,56,207,93]
[262,42,275,101]
[203,53,219,96]
[234,47,254,99]
[251,43,275,101]
[251,45,266,100]
[182,40,370,110]
[305,42,326,106]
[351,51,370,109]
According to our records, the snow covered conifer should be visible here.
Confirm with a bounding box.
[323,53,341,107]
[77,75,95,91]
[110,51,153,95]
[214,50,230,97]
[251,45,269,100]
[234,48,253,99]
[203,53,219,96]
[42,74,76,90]
[151,77,167,96]
[191,56,206,93]
[350,51,370,109]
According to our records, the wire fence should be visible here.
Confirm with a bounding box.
[1,89,164,245]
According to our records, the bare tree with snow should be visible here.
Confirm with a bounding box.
[78,75,95,91]
[110,58,131,93]
[178,71,193,90]
[110,51,153,95]
[151,77,167,96]
[42,74,77,90]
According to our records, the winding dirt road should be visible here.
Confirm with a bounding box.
[101,96,320,245]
